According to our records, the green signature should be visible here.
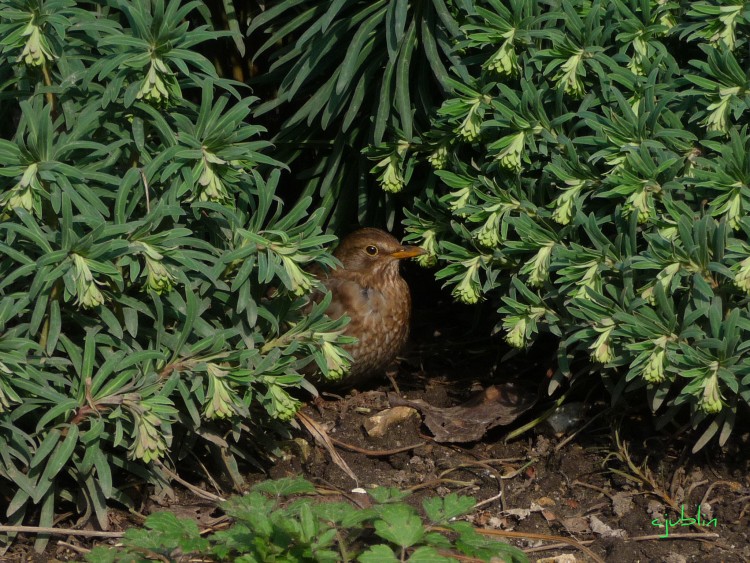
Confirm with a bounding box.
[651,505,717,538]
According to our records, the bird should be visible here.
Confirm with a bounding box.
[313,228,426,387]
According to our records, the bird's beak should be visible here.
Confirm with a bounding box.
[390,245,428,260]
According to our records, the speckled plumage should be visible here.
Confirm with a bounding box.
[317,228,425,386]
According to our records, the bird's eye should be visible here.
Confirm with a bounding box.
[365,245,378,256]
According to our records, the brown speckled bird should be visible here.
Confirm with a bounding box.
[316,228,426,386]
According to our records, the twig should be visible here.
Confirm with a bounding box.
[699,479,743,508]
[155,461,226,503]
[473,490,503,511]
[629,532,719,541]
[57,540,92,554]
[523,540,594,554]
[0,526,123,538]
[328,436,425,456]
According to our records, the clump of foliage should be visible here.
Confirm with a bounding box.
[251,0,750,449]
[401,0,750,449]
[246,0,465,228]
[0,0,351,549]
[87,476,527,562]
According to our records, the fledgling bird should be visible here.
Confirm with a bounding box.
[314,228,426,386]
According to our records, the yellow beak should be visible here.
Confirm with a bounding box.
[390,245,428,260]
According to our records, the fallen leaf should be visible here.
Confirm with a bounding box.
[389,384,536,443]
[589,515,627,538]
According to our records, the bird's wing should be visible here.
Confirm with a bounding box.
[318,276,364,321]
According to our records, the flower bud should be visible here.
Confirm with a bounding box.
[379,153,404,193]
[458,100,482,141]
[589,320,615,364]
[144,255,175,295]
[452,257,482,304]
[71,254,105,309]
[205,364,235,419]
[496,132,525,172]
[415,229,439,267]
[130,409,168,463]
[504,316,527,349]
[427,143,449,170]
[554,50,585,98]
[642,346,666,383]
[487,39,518,76]
[266,384,300,421]
[280,254,314,296]
[526,243,555,288]
[320,340,350,381]
[18,22,54,67]
[698,369,722,414]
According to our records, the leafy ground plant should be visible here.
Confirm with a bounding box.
[0,0,351,551]
[86,476,528,562]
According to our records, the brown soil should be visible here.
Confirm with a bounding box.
[7,278,750,563]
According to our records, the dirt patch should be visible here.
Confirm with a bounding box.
[7,290,750,562]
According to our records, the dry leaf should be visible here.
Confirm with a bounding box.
[389,383,536,442]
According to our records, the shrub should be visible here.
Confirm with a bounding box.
[0,0,348,549]
[252,0,750,449]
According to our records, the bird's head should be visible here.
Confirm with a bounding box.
[333,228,426,277]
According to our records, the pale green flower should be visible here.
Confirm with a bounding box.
[71,254,105,309]
[572,261,601,299]
[266,384,300,421]
[452,257,482,304]
[427,143,449,170]
[704,89,738,134]
[198,153,230,203]
[698,367,723,414]
[553,50,585,97]
[18,22,54,66]
[320,340,350,381]
[525,243,555,288]
[144,255,175,294]
[447,186,472,216]
[137,60,168,102]
[712,5,742,49]
[625,187,653,223]
[659,12,677,30]
[641,262,680,304]
[458,99,482,141]
[658,225,679,241]
[130,409,168,463]
[487,38,518,76]
[496,131,525,172]
[504,315,527,349]
[1,163,39,216]
[642,346,666,383]
[734,256,750,294]
[205,363,235,419]
[378,153,404,193]
[475,210,502,248]
[280,254,315,296]
[628,34,649,75]
[590,319,615,364]
[551,180,585,225]
[721,191,742,230]
[415,229,439,267]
